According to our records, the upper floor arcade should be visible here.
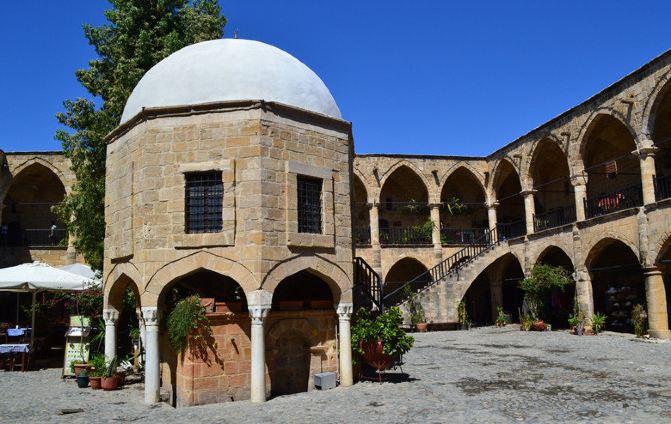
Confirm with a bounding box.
[352,48,671,271]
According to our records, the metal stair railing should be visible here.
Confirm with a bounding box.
[353,256,383,311]
[383,226,500,307]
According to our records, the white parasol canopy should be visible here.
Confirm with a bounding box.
[58,263,100,283]
[0,261,97,292]
[0,261,99,349]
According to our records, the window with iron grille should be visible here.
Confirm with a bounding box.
[185,171,223,234]
[297,175,322,234]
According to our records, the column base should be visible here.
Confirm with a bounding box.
[648,329,671,339]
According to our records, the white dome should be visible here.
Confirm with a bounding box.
[121,39,341,123]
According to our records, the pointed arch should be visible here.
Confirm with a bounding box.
[378,161,431,201]
[573,110,642,168]
[143,251,259,306]
[10,157,68,193]
[261,255,350,304]
[641,68,671,139]
[438,162,487,192]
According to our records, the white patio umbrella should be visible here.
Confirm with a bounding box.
[58,263,100,282]
[0,261,98,348]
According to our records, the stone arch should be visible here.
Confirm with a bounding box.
[641,69,671,139]
[104,262,143,309]
[491,158,526,237]
[352,168,371,203]
[585,236,645,333]
[523,134,568,188]
[10,157,68,194]
[643,74,671,185]
[573,110,643,172]
[438,162,487,193]
[584,235,640,270]
[2,162,68,247]
[653,230,671,265]
[377,161,432,203]
[144,251,259,306]
[261,255,350,304]
[384,257,431,296]
[439,165,488,235]
[532,244,575,270]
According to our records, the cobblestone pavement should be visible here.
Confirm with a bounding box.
[2,327,671,423]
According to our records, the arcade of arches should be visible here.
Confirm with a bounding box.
[4,42,671,410]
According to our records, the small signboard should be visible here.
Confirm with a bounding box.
[62,315,92,377]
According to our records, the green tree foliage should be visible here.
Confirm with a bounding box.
[55,1,226,270]
[519,263,573,320]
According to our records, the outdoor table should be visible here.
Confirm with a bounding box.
[0,343,29,371]
[7,328,31,337]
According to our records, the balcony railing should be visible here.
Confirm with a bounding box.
[583,185,642,219]
[379,201,430,214]
[440,227,487,245]
[380,227,432,246]
[354,226,371,246]
[497,220,526,240]
[0,229,67,248]
[533,205,576,232]
[654,175,671,201]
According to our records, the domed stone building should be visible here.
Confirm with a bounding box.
[102,39,354,406]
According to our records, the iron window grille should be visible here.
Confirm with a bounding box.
[185,171,223,234]
[297,175,322,234]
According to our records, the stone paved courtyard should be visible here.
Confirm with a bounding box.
[2,327,671,423]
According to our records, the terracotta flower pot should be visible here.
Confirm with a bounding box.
[101,376,119,391]
[532,320,546,331]
[73,363,90,377]
[360,339,394,372]
[415,323,428,333]
[89,376,102,390]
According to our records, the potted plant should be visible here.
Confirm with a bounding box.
[520,315,534,331]
[76,369,90,388]
[567,313,585,336]
[70,358,90,377]
[457,301,470,330]
[519,263,573,331]
[631,304,647,337]
[404,285,427,332]
[101,357,119,391]
[89,353,106,389]
[351,307,414,373]
[495,306,507,327]
[591,312,607,335]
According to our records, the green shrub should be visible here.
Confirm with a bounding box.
[166,295,213,353]
[351,307,414,358]
[591,312,607,335]
[631,304,647,337]
[404,286,426,326]
[519,263,573,320]
[89,353,107,377]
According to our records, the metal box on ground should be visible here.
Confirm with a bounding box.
[314,371,336,390]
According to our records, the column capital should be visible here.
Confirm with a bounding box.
[486,201,499,210]
[643,266,663,277]
[336,303,354,319]
[249,305,271,325]
[103,308,119,325]
[429,203,442,209]
[520,189,537,197]
[570,174,588,187]
[634,146,657,159]
[141,307,160,326]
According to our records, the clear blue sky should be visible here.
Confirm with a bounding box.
[2,1,670,156]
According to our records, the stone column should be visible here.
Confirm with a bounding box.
[103,309,119,362]
[337,303,354,387]
[249,303,271,402]
[430,204,442,265]
[487,202,498,233]
[644,268,671,339]
[521,190,536,235]
[369,203,380,248]
[142,307,160,404]
[574,268,594,322]
[637,147,658,205]
[66,232,77,264]
[571,175,588,222]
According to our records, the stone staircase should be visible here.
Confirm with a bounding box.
[398,241,509,324]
